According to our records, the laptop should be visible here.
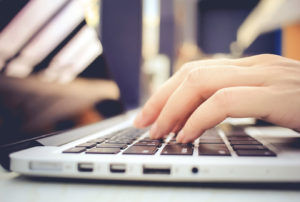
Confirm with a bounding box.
[1,106,300,182]
[1,0,300,183]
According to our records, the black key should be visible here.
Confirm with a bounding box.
[167,141,192,147]
[199,139,224,144]
[86,148,120,154]
[236,149,276,157]
[227,136,255,141]
[106,140,133,144]
[200,129,221,139]
[123,146,157,155]
[63,147,86,153]
[87,138,105,143]
[134,141,161,147]
[109,137,134,141]
[161,145,193,155]
[118,128,147,138]
[76,142,96,148]
[134,127,149,134]
[167,140,177,144]
[142,137,164,142]
[97,143,127,149]
[199,135,222,140]
[198,144,231,156]
[232,145,267,150]
[230,140,262,145]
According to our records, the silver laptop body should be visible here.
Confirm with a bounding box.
[8,110,300,182]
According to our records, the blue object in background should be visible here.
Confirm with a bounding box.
[159,0,175,75]
[197,0,281,55]
[101,0,142,109]
[274,29,282,56]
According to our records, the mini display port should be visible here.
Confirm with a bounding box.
[110,164,126,173]
[78,163,93,172]
[143,165,171,175]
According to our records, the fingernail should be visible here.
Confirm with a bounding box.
[150,123,159,139]
[176,130,184,143]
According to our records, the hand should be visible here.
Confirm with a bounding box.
[134,54,300,143]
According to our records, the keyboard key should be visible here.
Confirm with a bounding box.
[110,136,135,140]
[123,146,157,155]
[236,149,276,157]
[142,137,164,142]
[232,145,267,150]
[199,139,224,144]
[198,144,231,156]
[97,143,127,149]
[87,138,105,143]
[227,136,255,141]
[76,142,96,148]
[63,147,86,153]
[161,145,193,155]
[86,148,120,154]
[106,140,133,144]
[119,127,147,138]
[230,140,262,145]
[167,141,192,147]
[170,136,177,140]
[200,130,221,139]
[134,141,161,147]
[224,127,247,136]
[102,132,120,139]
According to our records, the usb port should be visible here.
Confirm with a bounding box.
[143,165,171,175]
[110,164,126,173]
[78,163,93,172]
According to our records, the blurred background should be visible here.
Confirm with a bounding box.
[0,0,300,144]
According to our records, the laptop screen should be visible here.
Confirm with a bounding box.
[0,0,124,146]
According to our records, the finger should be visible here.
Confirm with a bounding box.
[150,65,267,139]
[176,86,273,143]
[171,122,184,133]
[134,57,255,128]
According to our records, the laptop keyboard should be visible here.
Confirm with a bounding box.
[63,127,276,157]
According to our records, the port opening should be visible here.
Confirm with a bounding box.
[110,164,126,173]
[78,163,93,172]
[191,167,199,174]
[143,165,171,175]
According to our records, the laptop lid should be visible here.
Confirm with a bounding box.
[0,0,133,168]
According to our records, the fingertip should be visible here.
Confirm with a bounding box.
[150,122,159,139]
[133,118,142,129]
[180,137,191,144]
[134,110,154,128]
[178,128,202,144]
[176,130,184,143]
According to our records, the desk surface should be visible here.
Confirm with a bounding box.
[1,167,300,202]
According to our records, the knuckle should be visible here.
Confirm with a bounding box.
[212,88,233,113]
[255,54,283,66]
[185,68,207,86]
[175,62,196,81]
[180,62,195,74]
[259,53,275,58]
[257,54,279,60]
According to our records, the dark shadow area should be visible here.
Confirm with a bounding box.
[13,175,300,191]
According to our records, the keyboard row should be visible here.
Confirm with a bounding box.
[63,127,276,157]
